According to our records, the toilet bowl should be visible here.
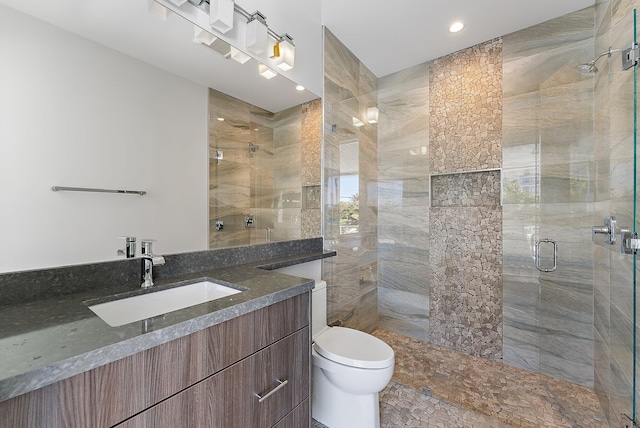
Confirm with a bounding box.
[311,280,394,428]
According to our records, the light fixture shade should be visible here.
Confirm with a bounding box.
[258,63,277,79]
[230,47,251,64]
[147,0,172,21]
[246,15,268,55]
[352,117,364,127]
[275,35,295,71]
[367,107,379,124]
[193,26,217,46]
[210,0,235,34]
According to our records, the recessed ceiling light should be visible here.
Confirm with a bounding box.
[296,85,305,91]
[449,22,464,33]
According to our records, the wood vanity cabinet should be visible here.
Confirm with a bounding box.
[0,292,311,428]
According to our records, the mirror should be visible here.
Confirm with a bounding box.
[0,0,320,273]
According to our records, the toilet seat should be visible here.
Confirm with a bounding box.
[313,327,394,369]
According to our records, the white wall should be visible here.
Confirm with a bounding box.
[0,7,209,272]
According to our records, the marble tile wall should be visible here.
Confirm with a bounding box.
[209,88,271,248]
[323,28,379,332]
[502,6,597,387]
[377,63,430,341]
[591,0,640,423]
[209,89,322,248]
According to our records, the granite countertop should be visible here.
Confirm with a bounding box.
[0,251,333,403]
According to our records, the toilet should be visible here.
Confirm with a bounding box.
[311,280,394,428]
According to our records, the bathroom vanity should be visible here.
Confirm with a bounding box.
[0,239,334,427]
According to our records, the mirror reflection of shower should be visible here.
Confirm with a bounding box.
[575,43,639,75]
[247,142,259,158]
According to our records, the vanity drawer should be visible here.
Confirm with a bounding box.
[117,327,310,428]
[273,398,310,428]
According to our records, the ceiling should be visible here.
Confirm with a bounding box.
[1,0,596,111]
[322,0,596,78]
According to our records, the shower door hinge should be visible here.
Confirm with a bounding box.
[621,231,640,254]
[622,43,639,70]
[622,413,640,428]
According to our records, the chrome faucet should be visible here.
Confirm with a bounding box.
[117,236,136,258]
[140,239,165,288]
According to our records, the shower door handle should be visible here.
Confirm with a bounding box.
[535,239,557,272]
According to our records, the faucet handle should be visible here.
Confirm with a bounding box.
[117,236,136,258]
[140,239,156,255]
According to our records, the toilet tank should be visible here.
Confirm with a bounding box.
[311,280,328,337]
[273,260,327,338]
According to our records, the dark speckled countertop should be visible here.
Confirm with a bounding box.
[0,239,335,403]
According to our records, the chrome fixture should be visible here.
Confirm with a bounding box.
[592,215,618,244]
[248,142,260,156]
[576,43,639,76]
[156,0,296,72]
[52,186,146,195]
[621,231,640,255]
[117,236,137,258]
[592,215,634,254]
[255,379,288,403]
[265,227,271,242]
[140,239,166,288]
[535,239,557,273]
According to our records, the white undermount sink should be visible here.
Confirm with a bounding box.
[89,281,243,327]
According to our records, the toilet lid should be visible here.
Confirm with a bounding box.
[313,327,394,369]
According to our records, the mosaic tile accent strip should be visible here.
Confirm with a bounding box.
[430,170,501,207]
[429,38,502,174]
[301,98,322,187]
[374,329,608,428]
[429,205,503,361]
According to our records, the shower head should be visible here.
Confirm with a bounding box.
[575,61,598,76]
[575,46,620,76]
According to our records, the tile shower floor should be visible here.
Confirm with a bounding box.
[313,329,608,427]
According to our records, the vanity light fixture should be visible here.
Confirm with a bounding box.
[209,0,235,33]
[217,117,225,121]
[366,107,379,124]
[148,0,172,20]
[193,26,217,45]
[246,12,268,55]
[449,21,464,33]
[258,63,277,79]
[152,0,297,70]
[229,46,251,64]
[274,34,295,71]
[352,117,365,127]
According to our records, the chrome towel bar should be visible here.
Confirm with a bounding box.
[52,186,146,196]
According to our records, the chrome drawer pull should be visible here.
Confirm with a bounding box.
[256,379,288,403]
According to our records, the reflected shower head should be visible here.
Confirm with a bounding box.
[247,142,259,158]
[575,46,620,76]
[575,62,598,76]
